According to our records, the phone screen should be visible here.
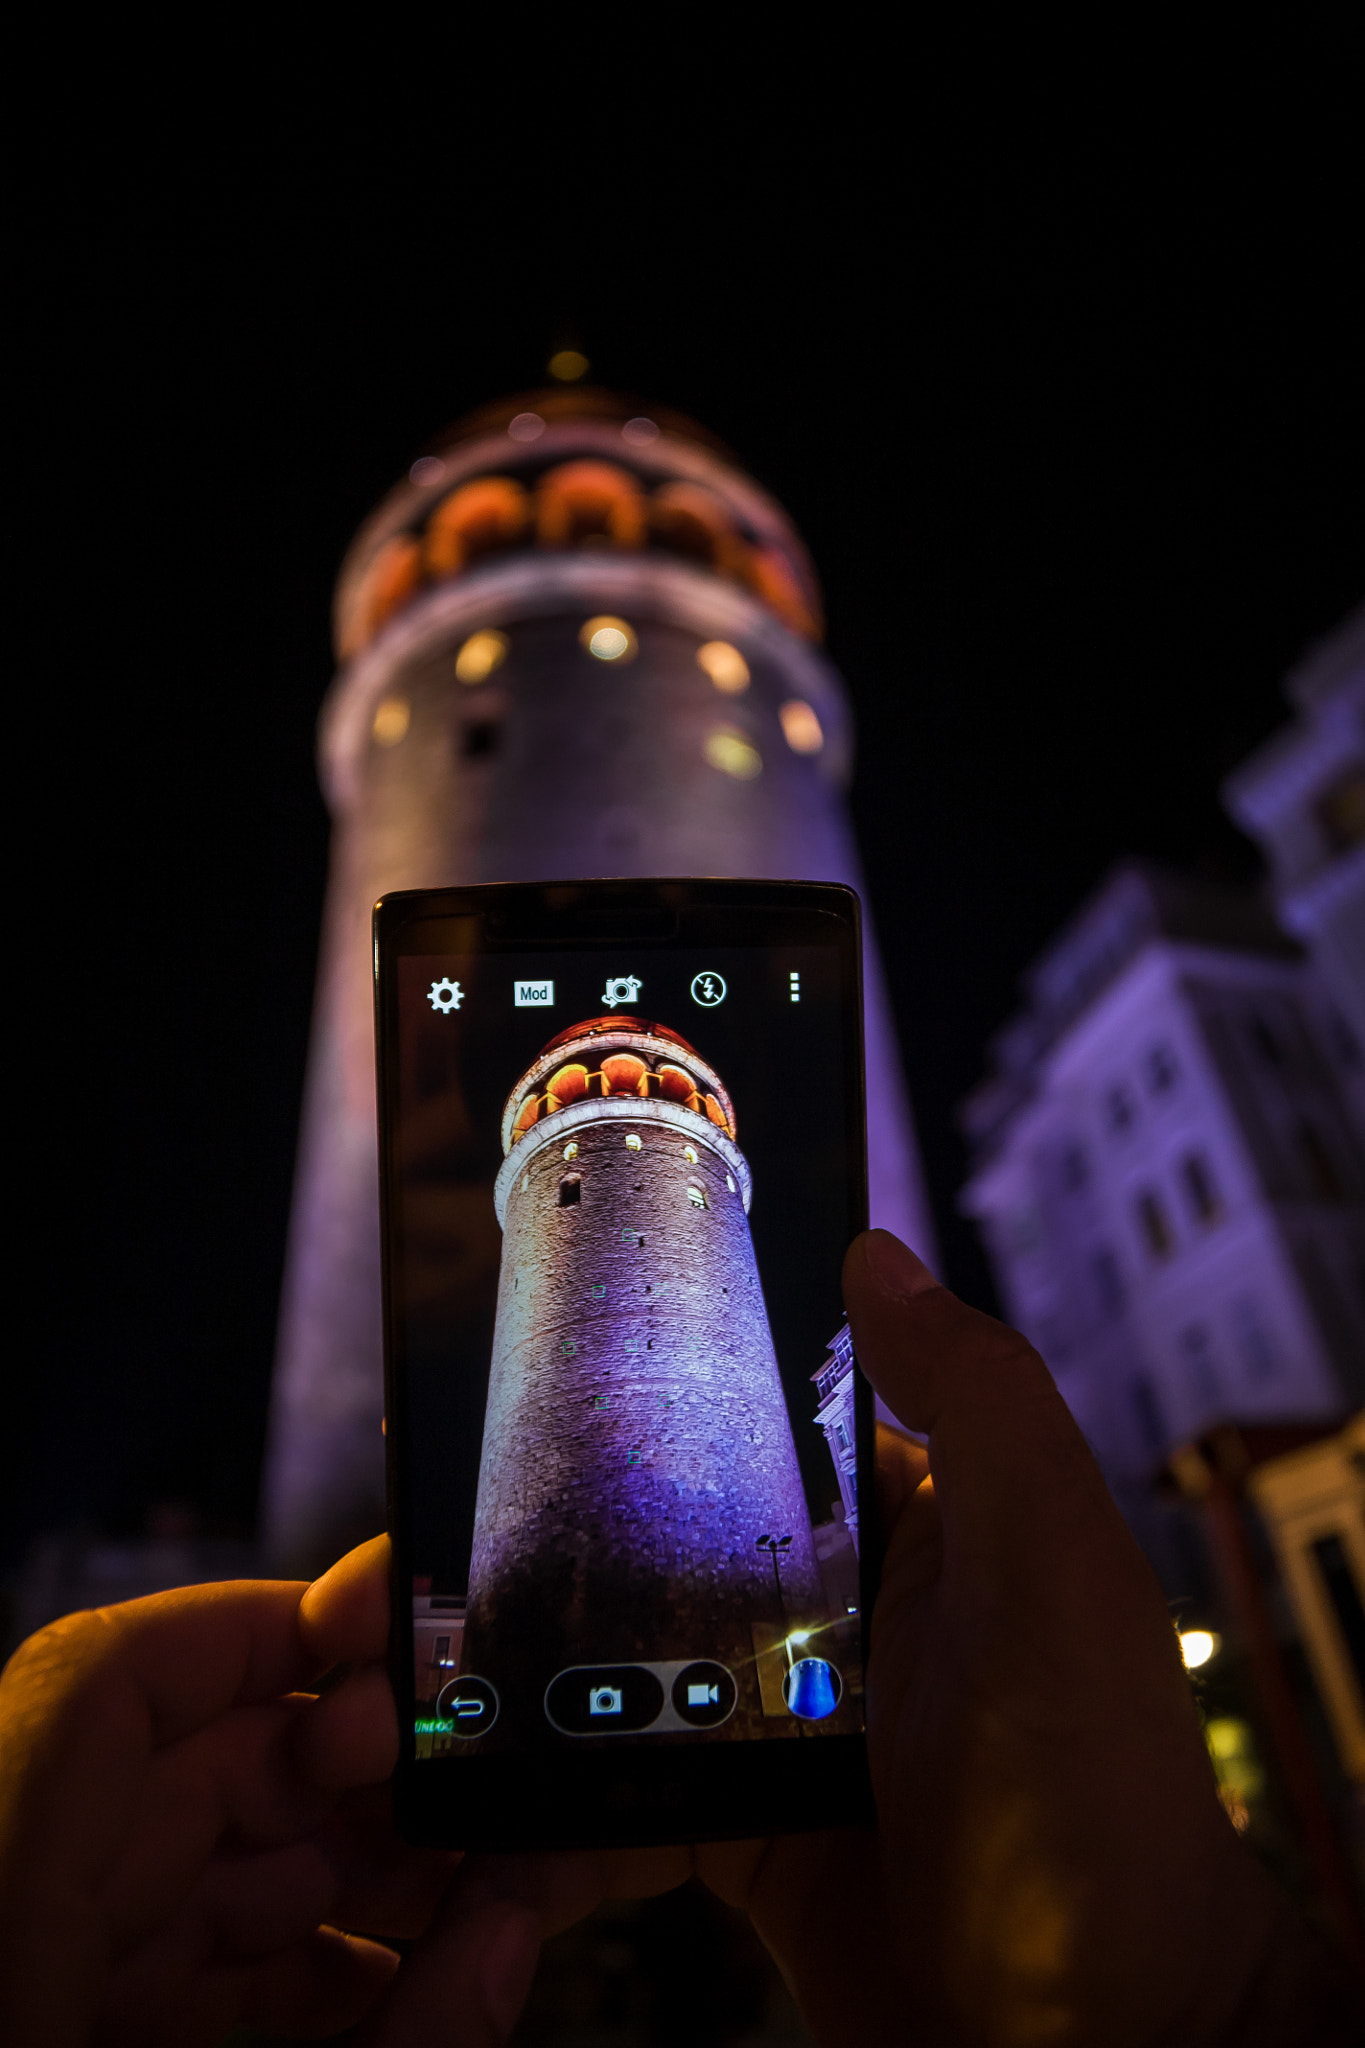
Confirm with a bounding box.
[380,891,868,1781]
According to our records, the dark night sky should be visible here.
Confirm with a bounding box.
[13,30,1364,1564]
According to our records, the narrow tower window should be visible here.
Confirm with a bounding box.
[687,1185,708,1210]
[558,1175,582,1207]
[625,1134,643,1152]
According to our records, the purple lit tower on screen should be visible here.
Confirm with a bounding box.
[262,388,936,1571]
[462,1015,823,1735]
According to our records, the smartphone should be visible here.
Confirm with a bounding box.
[375,877,876,1849]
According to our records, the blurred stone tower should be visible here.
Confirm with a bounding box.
[262,386,936,1571]
[462,1014,823,1732]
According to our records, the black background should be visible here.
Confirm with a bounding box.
[13,24,1364,1565]
[391,939,853,1593]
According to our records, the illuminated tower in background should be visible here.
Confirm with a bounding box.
[263,386,936,1571]
[463,1014,824,1737]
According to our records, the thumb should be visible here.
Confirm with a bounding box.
[362,1891,539,2047]
[842,1230,1154,1609]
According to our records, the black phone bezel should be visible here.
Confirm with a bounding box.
[375,877,877,1850]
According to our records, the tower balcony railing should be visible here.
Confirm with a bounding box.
[340,455,818,660]
[510,1053,734,1145]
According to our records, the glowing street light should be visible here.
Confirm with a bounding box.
[1179,1628,1220,1670]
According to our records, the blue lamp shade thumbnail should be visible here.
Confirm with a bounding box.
[784,1657,842,1721]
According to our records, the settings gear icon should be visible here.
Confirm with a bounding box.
[427,977,465,1014]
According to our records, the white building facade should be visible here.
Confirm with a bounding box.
[1223,602,1365,1059]
[961,867,1365,1554]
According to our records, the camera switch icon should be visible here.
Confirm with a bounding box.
[589,1685,624,1716]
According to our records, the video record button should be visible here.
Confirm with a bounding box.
[671,1660,737,1729]
[435,1674,499,1738]
[545,1665,665,1735]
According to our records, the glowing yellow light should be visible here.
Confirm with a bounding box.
[779,699,824,754]
[625,1134,643,1151]
[1179,1629,1219,1670]
[704,726,762,781]
[548,349,590,382]
[371,696,410,746]
[563,1142,578,1160]
[696,640,750,694]
[455,629,509,685]
[580,615,637,663]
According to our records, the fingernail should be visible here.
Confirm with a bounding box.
[481,1904,540,2040]
[863,1229,938,1299]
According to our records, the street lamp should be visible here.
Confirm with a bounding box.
[756,1532,794,1662]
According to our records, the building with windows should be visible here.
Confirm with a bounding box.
[261,387,936,1571]
[1223,603,1365,1057]
[959,863,1365,1571]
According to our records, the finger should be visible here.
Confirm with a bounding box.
[354,1892,539,2048]
[104,1697,334,1946]
[232,1925,399,2040]
[874,1419,932,1534]
[457,1846,692,1939]
[315,1784,461,1940]
[300,1535,391,1671]
[844,1231,1123,1561]
[198,1842,339,1956]
[843,1230,1184,1699]
[293,1663,400,1792]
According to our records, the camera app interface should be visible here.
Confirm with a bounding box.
[393,941,863,1756]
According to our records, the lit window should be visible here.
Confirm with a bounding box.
[1181,1153,1220,1222]
[726,1173,736,1193]
[625,1134,643,1152]
[687,1185,708,1209]
[455,630,509,684]
[834,1421,850,1452]
[372,696,410,746]
[563,1142,579,1161]
[558,1176,581,1208]
[779,699,824,754]
[683,1145,698,1164]
[1136,1190,1173,1257]
[580,615,637,663]
[1146,1043,1180,1092]
[704,726,762,780]
[696,641,750,693]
